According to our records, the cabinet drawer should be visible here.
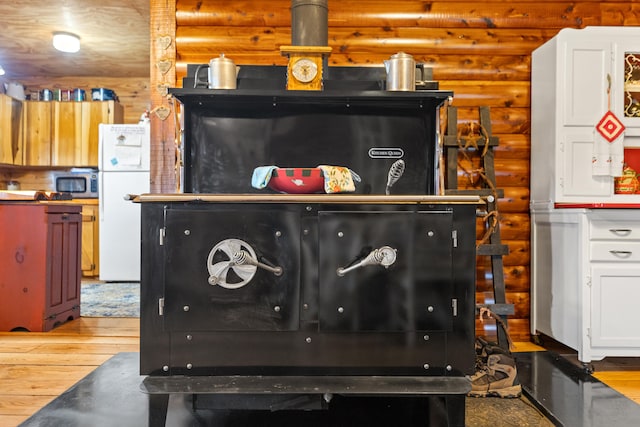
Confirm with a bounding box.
[591,242,640,262]
[590,221,640,240]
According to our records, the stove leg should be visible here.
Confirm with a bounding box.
[148,393,169,427]
[426,395,465,427]
[444,395,465,427]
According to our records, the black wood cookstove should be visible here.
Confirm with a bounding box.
[138,66,479,426]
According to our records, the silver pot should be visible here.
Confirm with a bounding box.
[194,54,240,89]
[384,52,417,91]
[3,81,25,100]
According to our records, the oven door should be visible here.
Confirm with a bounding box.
[318,210,454,332]
[161,207,301,332]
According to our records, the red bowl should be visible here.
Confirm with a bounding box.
[268,168,325,194]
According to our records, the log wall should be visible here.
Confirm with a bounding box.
[149,0,640,341]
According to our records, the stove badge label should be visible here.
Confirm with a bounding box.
[368,148,404,159]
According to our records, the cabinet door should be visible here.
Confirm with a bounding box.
[22,102,52,166]
[562,39,612,127]
[81,204,99,277]
[613,41,640,133]
[0,94,23,164]
[81,101,124,166]
[52,101,83,166]
[590,266,640,348]
[559,131,611,198]
[45,211,82,324]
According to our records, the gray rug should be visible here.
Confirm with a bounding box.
[80,282,140,317]
[466,395,554,426]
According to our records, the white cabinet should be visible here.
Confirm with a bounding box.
[591,266,640,349]
[531,210,640,363]
[532,26,640,207]
[531,27,640,363]
[588,217,640,354]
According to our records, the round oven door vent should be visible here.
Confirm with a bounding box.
[206,238,258,289]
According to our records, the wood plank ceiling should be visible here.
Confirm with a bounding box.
[0,0,149,79]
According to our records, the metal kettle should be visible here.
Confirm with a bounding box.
[194,54,240,89]
[3,81,25,100]
[384,52,416,91]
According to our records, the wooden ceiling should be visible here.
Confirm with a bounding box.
[0,0,149,79]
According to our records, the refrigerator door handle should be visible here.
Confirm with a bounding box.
[99,174,105,222]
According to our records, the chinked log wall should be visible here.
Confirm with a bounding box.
[149,0,640,341]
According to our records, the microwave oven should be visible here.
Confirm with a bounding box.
[53,171,99,198]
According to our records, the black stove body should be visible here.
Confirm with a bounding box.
[139,66,476,426]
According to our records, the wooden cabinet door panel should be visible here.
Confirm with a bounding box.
[81,204,99,277]
[52,102,83,166]
[45,211,82,327]
[23,102,52,166]
[0,94,23,164]
[81,101,123,166]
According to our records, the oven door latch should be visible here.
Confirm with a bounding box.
[336,245,397,277]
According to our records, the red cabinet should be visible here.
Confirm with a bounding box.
[0,203,82,331]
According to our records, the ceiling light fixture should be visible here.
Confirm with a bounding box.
[53,32,81,53]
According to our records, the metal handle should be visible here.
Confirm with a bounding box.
[609,250,632,257]
[193,64,210,88]
[416,62,425,82]
[233,250,283,276]
[385,160,405,195]
[337,246,397,277]
[609,229,632,236]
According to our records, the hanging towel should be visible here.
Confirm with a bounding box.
[593,111,625,177]
[251,165,278,189]
[593,77,626,177]
[317,165,361,193]
[610,133,625,177]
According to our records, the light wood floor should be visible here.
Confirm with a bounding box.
[0,318,638,426]
[0,317,139,426]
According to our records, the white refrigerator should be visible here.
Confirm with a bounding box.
[98,123,150,281]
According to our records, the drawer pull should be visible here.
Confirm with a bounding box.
[609,229,632,236]
[609,250,632,258]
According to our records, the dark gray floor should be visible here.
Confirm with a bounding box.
[18,351,640,426]
[516,351,640,427]
[18,353,458,427]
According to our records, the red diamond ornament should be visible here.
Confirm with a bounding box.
[596,110,626,143]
